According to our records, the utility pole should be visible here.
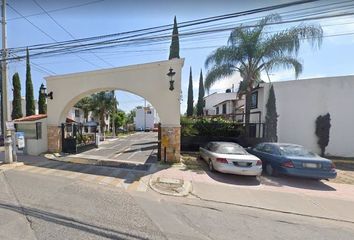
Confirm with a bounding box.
[144,99,146,131]
[2,0,13,163]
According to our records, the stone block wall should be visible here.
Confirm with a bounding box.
[47,125,61,153]
[160,126,180,163]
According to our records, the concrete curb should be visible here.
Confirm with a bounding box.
[43,153,151,172]
[149,177,192,197]
[0,162,24,172]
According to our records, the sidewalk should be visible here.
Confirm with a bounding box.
[150,164,354,223]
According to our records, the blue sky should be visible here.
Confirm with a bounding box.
[5,0,354,115]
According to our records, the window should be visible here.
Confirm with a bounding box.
[263,144,274,154]
[75,109,80,118]
[251,91,258,109]
[216,107,219,115]
[222,103,227,114]
[15,122,42,139]
[147,110,152,114]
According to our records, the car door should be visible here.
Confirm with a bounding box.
[200,143,212,161]
[262,145,283,168]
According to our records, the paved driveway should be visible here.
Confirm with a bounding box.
[73,132,158,164]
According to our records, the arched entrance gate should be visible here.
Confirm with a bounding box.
[45,59,184,162]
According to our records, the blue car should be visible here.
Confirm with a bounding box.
[248,143,337,179]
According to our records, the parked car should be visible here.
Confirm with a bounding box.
[199,141,262,176]
[247,143,337,179]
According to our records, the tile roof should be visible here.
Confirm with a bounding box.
[14,114,47,122]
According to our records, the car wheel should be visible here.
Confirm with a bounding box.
[266,163,278,177]
[209,160,215,172]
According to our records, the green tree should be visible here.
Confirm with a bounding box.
[90,91,117,133]
[25,48,35,116]
[265,85,278,142]
[204,14,322,134]
[168,16,180,60]
[126,110,136,124]
[186,67,194,116]
[38,83,47,114]
[74,97,92,122]
[111,109,126,131]
[196,69,205,116]
[315,113,331,157]
[11,73,23,120]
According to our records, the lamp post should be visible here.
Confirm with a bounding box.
[167,67,176,91]
[40,84,53,99]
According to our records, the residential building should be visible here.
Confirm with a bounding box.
[250,75,354,157]
[134,106,159,130]
[203,90,244,121]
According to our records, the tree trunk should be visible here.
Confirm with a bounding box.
[244,90,252,137]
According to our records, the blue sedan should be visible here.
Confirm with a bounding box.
[247,143,337,179]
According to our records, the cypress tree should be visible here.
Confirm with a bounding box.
[25,48,35,116]
[38,83,47,114]
[11,73,23,120]
[315,113,331,157]
[196,69,205,116]
[186,67,194,116]
[265,85,278,142]
[168,16,180,60]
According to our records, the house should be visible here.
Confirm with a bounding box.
[134,106,159,130]
[250,75,354,157]
[203,90,244,121]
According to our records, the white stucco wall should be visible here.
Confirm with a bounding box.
[134,107,157,130]
[204,92,237,115]
[257,75,354,157]
[45,59,184,128]
[17,118,48,155]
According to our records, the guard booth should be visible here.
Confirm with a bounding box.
[14,114,48,155]
[61,122,97,154]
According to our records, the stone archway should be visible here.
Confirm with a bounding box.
[45,59,184,162]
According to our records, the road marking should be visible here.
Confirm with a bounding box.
[126,149,141,160]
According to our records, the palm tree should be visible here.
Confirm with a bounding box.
[91,91,118,134]
[74,97,92,122]
[204,14,323,134]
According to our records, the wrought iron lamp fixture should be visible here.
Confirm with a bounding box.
[167,67,176,91]
[40,84,53,100]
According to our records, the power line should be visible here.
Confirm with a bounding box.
[31,0,114,67]
[7,2,103,68]
[7,0,105,21]
[9,0,322,52]
[4,0,354,62]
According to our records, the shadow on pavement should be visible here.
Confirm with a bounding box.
[261,175,336,191]
[199,160,261,186]
[0,203,149,240]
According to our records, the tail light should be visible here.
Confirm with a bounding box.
[256,160,262,166]
[281,160,294,168]
[330,162,336,170]
[216,158,228,164]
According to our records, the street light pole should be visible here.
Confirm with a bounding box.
[2,0,13,163]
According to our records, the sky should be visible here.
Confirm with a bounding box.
[4,0,354,115]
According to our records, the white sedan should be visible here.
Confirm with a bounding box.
[199,141,262,176]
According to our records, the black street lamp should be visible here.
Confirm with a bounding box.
[40,84,54,100]
[167,67,176,91]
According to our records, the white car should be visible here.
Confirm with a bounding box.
[199,141,262,176]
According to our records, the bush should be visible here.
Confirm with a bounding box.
[181,117,243,137]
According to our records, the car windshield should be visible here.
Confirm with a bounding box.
[213,143,247,155]
[279,145,316,157]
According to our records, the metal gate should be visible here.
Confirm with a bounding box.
[61,123,97,154]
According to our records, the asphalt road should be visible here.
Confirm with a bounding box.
[1,161,354,240]
[79,132,158,164]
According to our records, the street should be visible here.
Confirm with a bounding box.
[75,132,158,164]
[1,164,354,240]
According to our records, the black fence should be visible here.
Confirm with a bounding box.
[61,123,97,154]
